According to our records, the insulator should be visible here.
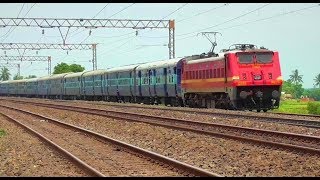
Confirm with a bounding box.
[4,51,6,55]
[89,30,92,36]
[136,30,138,36]
[42,29,45,34]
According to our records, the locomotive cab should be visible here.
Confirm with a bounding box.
[227,44,283,111]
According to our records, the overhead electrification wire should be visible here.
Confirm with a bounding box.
[177,3,229,23]
[78,3,135,44]
[139,3,189,37]
[0,3,25,39]
[176,3,320,41]
[142,3,270,39]
[68,3,110,37]
[1,3,36,43]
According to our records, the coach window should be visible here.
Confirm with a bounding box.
[210,69,213,78]
[221,68,225,77]
[214,69,217,78]
[217,68,221,78]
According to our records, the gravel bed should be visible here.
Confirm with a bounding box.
[4,101,320,176]
[15,97,320,137]
[0,107,184,177]
[0,114,87,176]
[46,98,320,121]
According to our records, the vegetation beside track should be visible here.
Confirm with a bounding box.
[272,99,320,115]
[0,129,6,137]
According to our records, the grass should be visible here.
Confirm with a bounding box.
[0,129,6,137]
[272,99,309,114]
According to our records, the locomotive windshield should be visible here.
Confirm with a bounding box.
[256,52,273,64]
[238,53,253,64]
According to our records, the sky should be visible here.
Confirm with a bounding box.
[0,3,319,88]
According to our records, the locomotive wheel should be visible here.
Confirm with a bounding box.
[257,109,261,112]
[263,109,268,112]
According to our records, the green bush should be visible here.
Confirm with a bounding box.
[0,129,6,137]
[307,101,320,115]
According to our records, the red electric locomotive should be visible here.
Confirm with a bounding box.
[181,44,283,112]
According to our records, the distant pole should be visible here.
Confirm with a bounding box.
[48,56,51,75]
[18,64,20,76]
[92,44,97,70]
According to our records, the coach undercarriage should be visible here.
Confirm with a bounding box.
[184,92,232,109]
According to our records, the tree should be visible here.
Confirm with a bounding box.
[13,74,23,80]
[0,67,11,81]
[289,69,303,86]
[282,80,304,99]
[25,75,37,79]
[314,73,320,88]
[53,62,85,74]
[69,64,85,73]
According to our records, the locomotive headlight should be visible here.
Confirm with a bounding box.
[276,76,283,81]
[232,76,240,80]
[272,90,279,99]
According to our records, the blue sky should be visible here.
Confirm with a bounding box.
[0,3,319,88]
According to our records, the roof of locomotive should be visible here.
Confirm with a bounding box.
[184,53,225,65]
[82,69,108,77]
[106,64,141,73]
[136,57,183,70]
[185,45,274,65]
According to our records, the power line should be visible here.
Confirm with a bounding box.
[0,3,26,41]
[140,3,188,36]
[176,3,320,41]
[161,3,188,20]
[107,3,135,18]
[69,3,111,39]
[143,3,271,39]
[68,3,110,40]
[214,3,320,32]
[178,3,271,36]
[92,3,110,18]
[99,36,136,56]
[0,3,25,39]
[1,3,36,43]
[79,3,135,44]
[177,3,229,23]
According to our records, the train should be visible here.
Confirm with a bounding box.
[0,44,283,112]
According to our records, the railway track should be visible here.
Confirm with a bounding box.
[28,98,320,128]
[0,98,320,124]
[0,104,219,177]
[3,98,320,156]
